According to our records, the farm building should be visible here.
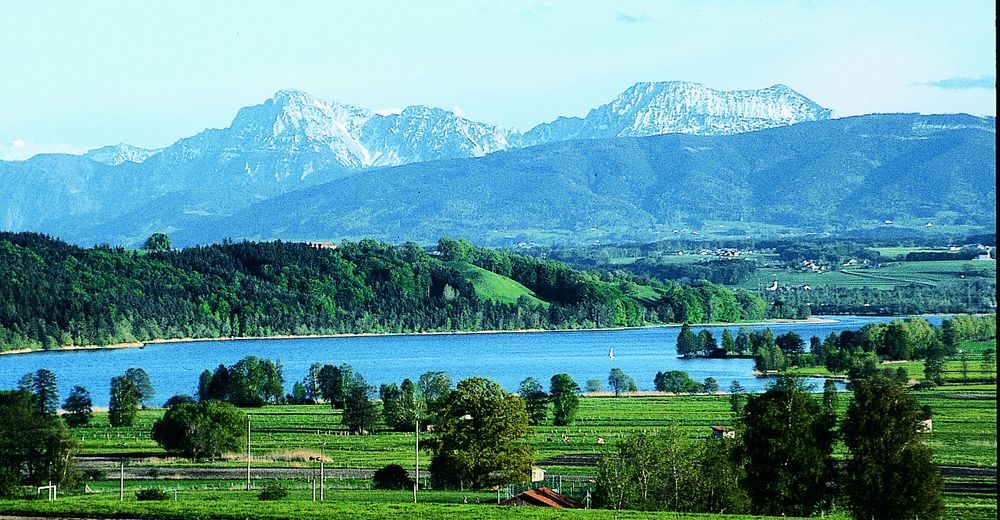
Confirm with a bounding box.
[499,487,583,508]
[710,425,736,439]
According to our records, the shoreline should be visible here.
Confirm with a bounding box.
[0,317,838,357]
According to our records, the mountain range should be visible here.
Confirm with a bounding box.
[0,82,994,247]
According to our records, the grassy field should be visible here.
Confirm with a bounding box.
[3,359,994,519]
[0,493,859,520]
[447,261,548,306]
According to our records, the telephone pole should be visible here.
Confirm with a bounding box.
[413,412,420,503]
[246,414,252,491]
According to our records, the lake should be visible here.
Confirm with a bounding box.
[0,315,944,406]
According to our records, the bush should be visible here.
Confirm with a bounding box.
[372,464,414,490]
[163,394,195,408]
[0,468,18,498]
[135,488,169,501]
[257,481,289,501]
[912,381,937,391]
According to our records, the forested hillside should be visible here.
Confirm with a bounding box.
[172,113,996,247]
[0,233,767,352]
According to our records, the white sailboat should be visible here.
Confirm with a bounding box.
[609,348,614,360]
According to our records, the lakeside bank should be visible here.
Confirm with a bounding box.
[0,317,837,357]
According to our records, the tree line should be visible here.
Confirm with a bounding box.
[673,314,996,378]
[0,233,769,353]
[594,375,944,519]
[0,366,949,520]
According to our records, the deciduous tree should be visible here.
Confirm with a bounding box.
[17,369,58,415]
[738,377,834,517]
[429,377,532,489]
[607,368,633,397]
[842,374,944,520]
[342,374,378,435]
[108,375,140,427]
[517,377,549,425]
[152,401,244,460]
[0,391,78,487]
[549,373,580,426]
[676,323,697,357]
[124,367,155,407]
[62,386,93,427]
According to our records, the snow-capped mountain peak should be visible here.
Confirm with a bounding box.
[84,143,162,165]
[522,81,831,144]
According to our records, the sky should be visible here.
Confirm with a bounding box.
[0,0,995,160]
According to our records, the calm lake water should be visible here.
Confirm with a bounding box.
[0,315,943,406]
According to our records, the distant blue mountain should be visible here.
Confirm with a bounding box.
[169,113,995,246]
[0,83,992,246]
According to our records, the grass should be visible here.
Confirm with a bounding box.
[869,247,944,260]
[446,262,548,306]
[735,258,995,291]
[18,363,995,519]
[0,492,852,520]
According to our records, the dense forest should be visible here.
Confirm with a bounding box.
[0,233,768,352]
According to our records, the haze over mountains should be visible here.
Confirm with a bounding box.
[0,81,994,247]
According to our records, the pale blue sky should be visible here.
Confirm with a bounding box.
[1,0,995,159]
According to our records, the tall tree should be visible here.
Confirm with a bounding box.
[924,338,947,385]
[418,371,452,422]
[775,331,805,360]
[124,367,155,407]
[379,383,402,429]
[697,329,718,356]
[822,379,839,422]
[428,377,532,489]
[738,377,834,517]
[676,323,697,357]
[318,364,346,408]
[17,369,59,415]
[108,375,140,427]
[397,378,421,429]
[549,373,580,426]
[842,374,944,520]
[517,377,549,425]
[734,328,750,355]
[983,348,996,381]
[0,391,78,487]
[304,362,323,402]
[720,328,735,355]
[62,386,93,427]
[607,368,632,397]
[197,370,213,401]
[728,380,745,416]
[142,233,172,251]
[342,374,378,435]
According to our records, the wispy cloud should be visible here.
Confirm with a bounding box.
[915,75,995,90]
[517,2,553,17]
[0,140,86,161]
[616,11,653,24]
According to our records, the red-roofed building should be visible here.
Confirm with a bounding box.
[499,487,584,508]
[710,425,736,439]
